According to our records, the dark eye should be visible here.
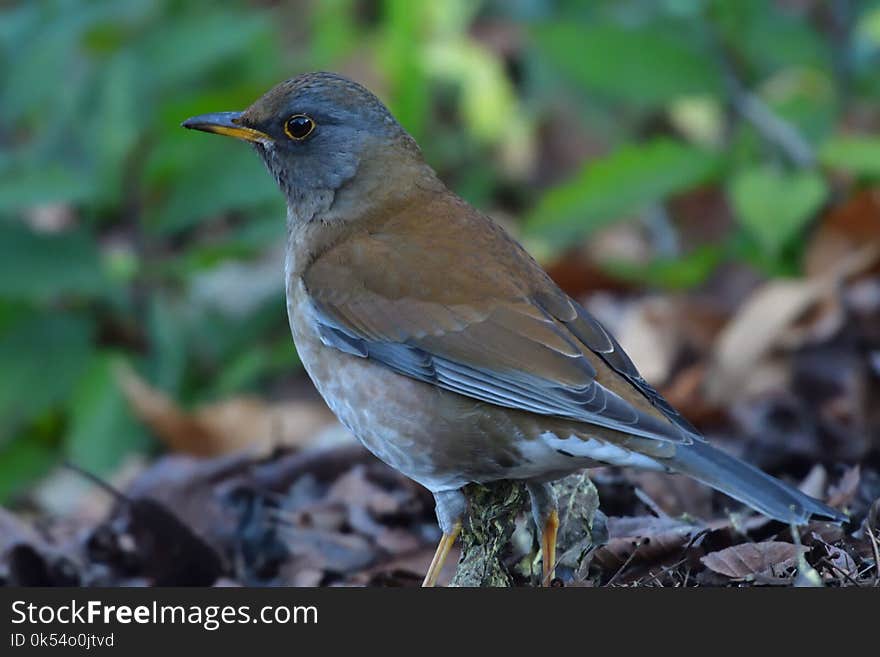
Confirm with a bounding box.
[284,114,315,140]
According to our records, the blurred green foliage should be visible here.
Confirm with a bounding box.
[1,0,879,499]
[527,138,723,245]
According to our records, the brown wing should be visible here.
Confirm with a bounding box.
[303,195,699,444]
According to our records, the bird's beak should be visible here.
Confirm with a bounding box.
[181,111,271,143]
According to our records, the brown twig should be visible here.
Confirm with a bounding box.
[605,539,642,587]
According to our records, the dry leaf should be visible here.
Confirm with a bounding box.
[281,527,376,573]
[326,466,403,516]
[700,542,808,579]
[798,464,828,500]
[805,189,880,277]
[593,516,702,570]
[706,245,880,403]
[375,528,422,555]
[827,466,860,509]
[545,248,633,298]
[616,297,682,386]
[661,363,726,427]
[117,365,338,456]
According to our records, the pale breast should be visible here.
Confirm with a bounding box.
[287,277,465,490]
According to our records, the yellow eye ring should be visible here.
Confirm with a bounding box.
[284,114,315,141]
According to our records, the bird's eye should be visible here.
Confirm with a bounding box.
[284,114,315,141]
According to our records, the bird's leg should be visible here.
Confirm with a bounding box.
[541,510,560,584]
[422,489,466,587]
[527,482,559,585]
[422,524,461,587]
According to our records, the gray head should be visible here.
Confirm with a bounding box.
[183,72,428,222]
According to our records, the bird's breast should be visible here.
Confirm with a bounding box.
[285,277,471,490]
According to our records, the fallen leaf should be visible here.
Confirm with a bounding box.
[827,466,860,509]
[375,528,422,555]
[700,542,808,579]
[326,466,402,516]
[281,527,376,574]
[117,364,338,456]
[798,464,828,500]
[706,244,880,403]
[593,516,702,571]
[545,247,633,298]
[805,188,880,278]
[616,297,682,386]
[660,363,726,428]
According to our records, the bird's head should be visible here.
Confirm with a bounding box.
[183,72,434,223]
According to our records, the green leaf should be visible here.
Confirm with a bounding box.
[381,0,429,140]
[526,139,723,246]
[0,223,108,302]
[718,5,829,75]
[820,136,880,179]
[533,22,722,107]
[65,354,149,474]
[729,167,828,256]
[0,437,56,502]
[0,312,94,429]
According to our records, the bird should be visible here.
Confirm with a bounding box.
[183,72,846,586]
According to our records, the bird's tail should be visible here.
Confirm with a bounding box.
[669,440,846,523]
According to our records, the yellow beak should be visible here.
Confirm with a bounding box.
[181,112,270,143]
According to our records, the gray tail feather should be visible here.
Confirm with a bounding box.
[670,441,847,524]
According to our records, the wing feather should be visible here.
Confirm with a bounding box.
[304,205,700,445]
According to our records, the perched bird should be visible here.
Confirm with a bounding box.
[183,72,846,586]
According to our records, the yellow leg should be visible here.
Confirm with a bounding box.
[541,509,559,585]
[422,522,461,587]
